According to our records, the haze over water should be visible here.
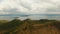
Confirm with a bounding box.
[0,14,60,20]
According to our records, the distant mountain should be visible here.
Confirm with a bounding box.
[30,14,60,16]
[0,14,60,16]
[0,14,29,17]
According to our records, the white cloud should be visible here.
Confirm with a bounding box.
[0,0,60,14]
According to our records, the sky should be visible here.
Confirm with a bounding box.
[0,0,60,20]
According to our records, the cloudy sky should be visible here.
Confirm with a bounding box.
[0,0,60,20]
[0,0,60,14]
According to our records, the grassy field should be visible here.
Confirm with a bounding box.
[0,19,60,34]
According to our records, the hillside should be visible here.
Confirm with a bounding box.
[0,19,60,34]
